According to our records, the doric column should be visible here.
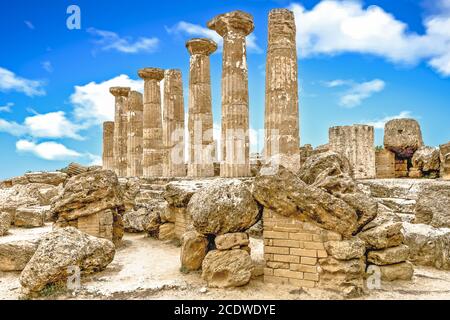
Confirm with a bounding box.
[127,90,143,177]
[102,121,115,171]
[264,9,300,172]
[208,10,254,178]
[110,86,130,177]
[138,68,165,178]
[163,69,186,177]
[186,38,217,177]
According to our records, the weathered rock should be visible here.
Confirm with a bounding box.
[24,172,67,186]
[0,240,40,271]
[14,207,46,228]
[122,206,162,233]
[189,179,260,235]
[158,223,175,240]
[252,167,358,237]
[60,162,89,177]
[336,191,378,234]
[0,212,11,236]
[164,181,210,208]
[247,220,263,238]
[412,146,440,175]
[160,204,176,223]
[180,231,209,271]
[215,233,249,251]
[120,178,140,212]
[298,151,352,184]
[324,238,366,260]
[19,227,115,293]
[403,222,450,270]
[384,118,423,158]
[378,261,414,281]
[367,245,410,265]
[358,222,404,249]
[414,184,450,228]
[201,249,253,288]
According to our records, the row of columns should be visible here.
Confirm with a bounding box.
[102,9,301,178]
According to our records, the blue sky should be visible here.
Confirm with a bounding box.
[1,0,449,179]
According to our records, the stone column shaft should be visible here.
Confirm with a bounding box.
[208,10,254,177]
[264,9,300,171]
[127,91,144,177]
[139,68,165,178]
[186,38,217,177]
[163,69,186,177]
[102,121,115,171]
[110,87,130,177]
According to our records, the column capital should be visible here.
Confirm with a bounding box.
[186,38,218,56]
[207,10,254,37]
[110,87,130,97]
[138,67,165,81]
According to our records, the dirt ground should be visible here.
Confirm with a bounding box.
[1,229,450,300]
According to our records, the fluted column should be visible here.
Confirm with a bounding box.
[208,10,254,177]
[138,68,165,178]
[186,38,217,177]
[127,90,143,177]
[264,9,300,171]
[163,69,186,177]
[102,121,115,171]
[110,87,130,177]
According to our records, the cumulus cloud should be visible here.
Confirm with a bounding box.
[71,74,143,125]
[0,102,13,113]
[365,111,412,129]
[290,0,450,76]
[16,140,81,161]
[324,79,385,107]
[166,21,263,54]
[88,28,159,54]
[0,67,46,96]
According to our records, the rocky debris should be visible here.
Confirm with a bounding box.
[180,231,209,271]
[367,245,410,265]
[403,222,450,270]
[158,223,175,241]
[0,212,11,236]
[252,167,358,238]
[318,257,366,297]
[384,118,423,158]
[164,180,212,208]
[201,249,253,288]
[414,184,450,228]
[215,233,249,251]
[19,227,115,294]
[160,204,175,223]
[378,261,414,281]
[358,222,404,250]
[24,172,67,186]
[60,162,89,177]
[297,151,352,184]
[188,179,261,235]
[122,201,166,233]
[0,239,40,271]
[324,238,366,260]
[14,207,47,228]
[52,170,124,243]
[411,146,440,177]
[120,178,141,212]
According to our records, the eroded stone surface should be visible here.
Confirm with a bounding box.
[181,231,209,271]
[384,118,423,158]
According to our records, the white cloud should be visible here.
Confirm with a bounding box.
[16,140,81,161]
[0,67,46,96]
[324,78,385,107]
[365,111,412,129]
[87,28,159,54]
[86,153,102,166]
[71,74,143,125]
[290,0,450,76]
[0,102,13,113]
[41,61,53,73]
[166,21,263,54]
[24,111,84,140]
[24,21,35,30]
[0,118,26,136]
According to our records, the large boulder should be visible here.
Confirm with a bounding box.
[180,231,209,271]
[0,212,11,236]
[414,184,450,228]
[24,172,67,186]
[164,181,212,208]
[14,207,47,228]
[52,170,124,243]
[379,262,414,281]
[0,239,40,271]
[358,222,404,249]
[252,167,358,238]
[188,179,261,235]
[403,222,450,270]
[411,146,440,175]
[122,202,165,233]
[215,233,249,251]
[384,118,423,158]
[367,245,410,265]
[298,151,352,184]
[158,223,175,241]
[19,227,115,293]
[201,249,253,288]
[120,178,141,212]
[324,238,366,260]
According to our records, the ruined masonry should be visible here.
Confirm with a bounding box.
[208,11,254,178]
[264,9,300,172]
[110,87,130,177]
[102,121,115,172]
[186,38,217,177]
[127,91,144,177]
